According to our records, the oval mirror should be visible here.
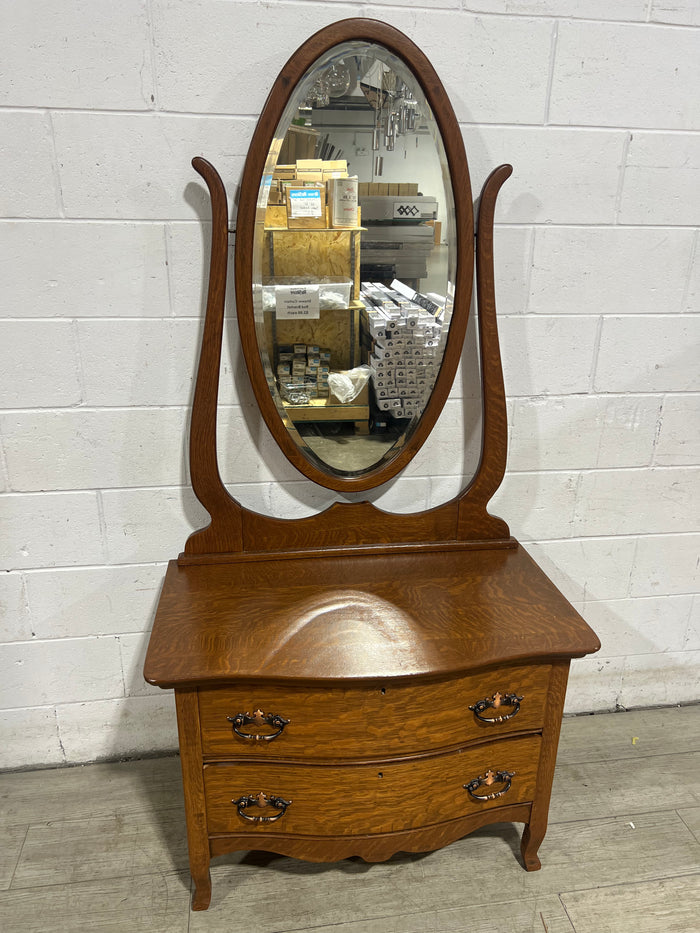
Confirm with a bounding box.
[235,19,474,492]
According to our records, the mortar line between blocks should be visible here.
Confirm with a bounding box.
[7,311,698,325]
[2,392,698,415]
[0,105,257,120]
[524,226,536,314]
[4,102,700,127]
[163,224,176,318]
[95,489,110,566]
[54,706,67,765]
[461,122,700,135]
[587,313,605,394]
[46,111,65,220]
[275,0,700,29]
[543,19,558,126]
[0,218,206,225]
[0,431,10,491]
[70,319,87,407]
[649,395,666,468]
[626,535,640,599]
[681,597,696,651]
[680,228,699,313]
[17,561,168,575]
[614,132,632,225]
[1,464,698,499]
[3,217,700,229]
[145,0,160,112]
[116,633,128,699]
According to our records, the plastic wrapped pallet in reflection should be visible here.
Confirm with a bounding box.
[359,281,450,420]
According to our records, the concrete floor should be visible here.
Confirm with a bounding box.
[301,423,401,472]
[0,705,698,932]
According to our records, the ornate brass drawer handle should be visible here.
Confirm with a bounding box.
[227,709,290,741]
[469,692,523,723]
[232,791,292,823]
[464,769,515,801]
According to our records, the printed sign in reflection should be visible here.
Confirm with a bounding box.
[275,284,321,320]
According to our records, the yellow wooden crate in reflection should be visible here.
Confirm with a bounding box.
[264,228,361,301]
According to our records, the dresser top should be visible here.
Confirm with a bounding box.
[144,543,600,687]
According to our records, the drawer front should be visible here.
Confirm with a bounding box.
[204,734,540,835]
[198,665,550,759]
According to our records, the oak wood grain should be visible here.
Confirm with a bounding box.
[143,18,602,912]
[180,156,517,559]
[177,536,517,567]
[181,40,516,556]
[174,689,211,910]
[198,664,551,759]
[145,544,599,687]
[182,158,243,557]
[457,165,512,541]
[240,500,462,553]
[520,660,569,870]
[203,736,539,835]
[207,801,533,863]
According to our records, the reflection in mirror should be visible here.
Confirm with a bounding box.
[252,40,459,478]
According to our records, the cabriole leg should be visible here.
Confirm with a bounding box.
[520,823,543,871]
[191,868,212,910]
[520,661,570,872]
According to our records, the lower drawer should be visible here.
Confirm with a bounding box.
[204,734,540,836]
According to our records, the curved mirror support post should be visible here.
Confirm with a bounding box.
[457,165,512,542]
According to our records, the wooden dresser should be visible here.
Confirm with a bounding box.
[145,545,599,910]
[143,19,600,911]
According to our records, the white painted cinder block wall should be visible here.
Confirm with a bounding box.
[1,0,698,770]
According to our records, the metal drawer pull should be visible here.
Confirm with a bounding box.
[232,791,292,823]
[227,709,290,741]
[469,692,523,723]
[464,769,515,801]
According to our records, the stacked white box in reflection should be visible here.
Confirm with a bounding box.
[360,283,448,419]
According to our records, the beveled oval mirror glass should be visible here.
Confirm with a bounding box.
[236,22,474,491]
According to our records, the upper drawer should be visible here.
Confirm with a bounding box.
[198,664,551,759]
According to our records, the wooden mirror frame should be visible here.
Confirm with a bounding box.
[235,18,474,492]
[181,19,513,562]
